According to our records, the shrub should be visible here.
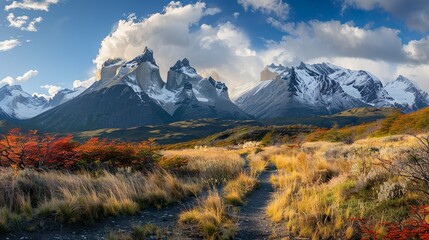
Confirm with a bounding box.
[380,135,429,198]
[356,206,429,239]
[0,129,162,172]
[377,181,407,202]
[158,156,189,171]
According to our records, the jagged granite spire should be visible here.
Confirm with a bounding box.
[128,47,157,66]
[166,58,201,91]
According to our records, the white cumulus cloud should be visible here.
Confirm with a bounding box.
[73,77,95,89]
[0,69,38,85]
[404,37,429,63]
[94,1,262,98]
[16,70,38,82]
[41,84,62,96]
[92,1,429,97]
[0,77,15,86]
[262,20,407,65]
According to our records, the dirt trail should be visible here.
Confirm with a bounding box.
[4,196,199,240]
[4,154,282,240]
[235,166,279,240]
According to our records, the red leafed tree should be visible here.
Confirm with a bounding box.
[77,138,139,170]
[0,129,79,170]
[41,135,80,169]
[357,206,429,239]
[0,129,161,172]
[0,129,39,169]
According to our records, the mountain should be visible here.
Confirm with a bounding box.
[235,63,368,118]
[29,84,173,132]
[28,47,249,132]
[0,85,49,120]
[46,87,86,108]
[236,62,429,119]
[260,63,289,81]
[306,63,394,107]
[0,83,85,120]
[29,47,173,131]
[384,75,429,112]
[165,59,250,121]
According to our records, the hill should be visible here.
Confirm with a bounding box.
[306,106,429,142]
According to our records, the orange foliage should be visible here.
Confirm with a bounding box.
[0,129,160,171]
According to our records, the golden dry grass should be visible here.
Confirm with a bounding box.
[266,134,426,239]
[179,191,236,239]
[223,172,257,206]
[163,148,245,184]
[0,169,201,228]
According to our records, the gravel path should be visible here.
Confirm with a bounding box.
[235,166,279,240]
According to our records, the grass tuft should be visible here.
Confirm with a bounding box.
[179,191,237,239]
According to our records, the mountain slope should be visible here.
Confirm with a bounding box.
[163,59,250,120]
[235,65,367,118]
[27,47,249,132]
[236,62,429,119]
[0,85,49,119]
[309,63,394,107]
[0,84,85,120]
[385,75,429,112]
[28,85,172,132]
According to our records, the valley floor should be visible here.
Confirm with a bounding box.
[1,133,429,239]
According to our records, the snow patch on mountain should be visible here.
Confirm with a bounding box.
[384,75,429,112]
[0,85,49,119]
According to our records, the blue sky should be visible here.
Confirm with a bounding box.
[1,0,429,98]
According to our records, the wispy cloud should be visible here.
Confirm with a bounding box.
[7,13,43,32]
[5,0,59,11]
[341,0,429,32]
[237,0,290,20]
[1,70,38,85]
[0,39,20,52]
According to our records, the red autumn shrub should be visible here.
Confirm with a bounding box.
[356,206,429,239]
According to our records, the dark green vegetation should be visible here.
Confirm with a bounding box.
[74,119,261,143]
[0,107,395,145]
[260,107,397,128]
[166,125,317,149]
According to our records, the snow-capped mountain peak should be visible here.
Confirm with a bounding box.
[385,75,429,112]
[236,61,429,119]
[0,83,86,120]
[170,58,199,79]
[0,84,48,119]
[89,46,165,96]
[129,46,157,67]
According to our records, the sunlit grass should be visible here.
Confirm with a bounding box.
[179,191,236,239]
[223,172,257,206]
